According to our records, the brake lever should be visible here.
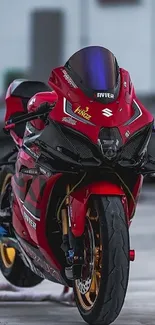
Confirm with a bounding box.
[4,102,56,132]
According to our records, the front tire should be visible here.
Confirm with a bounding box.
[73,196,130,325]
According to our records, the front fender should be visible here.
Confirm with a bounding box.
[70,181,126,237]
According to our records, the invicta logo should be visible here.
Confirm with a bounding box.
[97,93,114,99]
[74,106,91,120]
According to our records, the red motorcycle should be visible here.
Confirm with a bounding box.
[0,46,154,325]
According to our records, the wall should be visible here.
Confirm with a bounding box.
[0,0,154,94]
[0,0,80,93]
[89,0,154,94]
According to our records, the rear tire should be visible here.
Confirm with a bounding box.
[0,166,43,288]
[73,195,130,325]
[0,247,43,287]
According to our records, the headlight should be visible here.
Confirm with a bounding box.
[98,127,122,161]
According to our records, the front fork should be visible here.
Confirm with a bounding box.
[61,184,84,280]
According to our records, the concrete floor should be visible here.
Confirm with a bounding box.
[0,184,154,325]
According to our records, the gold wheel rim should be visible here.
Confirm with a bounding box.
[0,244,16,268]
[75,205,102,311]
[0,172,15,268]
[1,173,12,195]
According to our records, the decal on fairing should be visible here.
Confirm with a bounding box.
[61,69,77,88]
[19,240,62,282]
[96,92,114,99]
[23,205,40,220]
[20,167,39,176]
[18,242,45,279]
[62,116,77,125]
[125,130,130,138]
[23,211,37,229]
[124,100,142,125]
[74,106,91,121]
[102,108,113,117]
[63,98,95,125]
[13,173,27,202]
[14,174,46,220]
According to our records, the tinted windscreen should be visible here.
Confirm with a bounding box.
[65,46,117,91]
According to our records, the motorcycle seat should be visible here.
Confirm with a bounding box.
[9,79,51,99]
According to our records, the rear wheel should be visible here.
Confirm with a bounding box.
[73,196,130,325]
[0,244,43,287]
[0,166,43,287]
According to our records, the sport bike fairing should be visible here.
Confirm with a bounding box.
[48,67,153,145]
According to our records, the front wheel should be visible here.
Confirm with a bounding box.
[73,196,130,325]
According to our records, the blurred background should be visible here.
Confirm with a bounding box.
[0,0,154,161]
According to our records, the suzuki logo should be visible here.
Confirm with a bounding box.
[102,108,113,117]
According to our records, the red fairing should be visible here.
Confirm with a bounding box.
[48,67,153,144]
[69,181,126,237]
[12,146,63,272]
[11,176,35,245]
[128,175,144,218]
[35,174,62,269]
[27,91,58,130]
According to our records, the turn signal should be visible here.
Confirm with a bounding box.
[129,249,135,261]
